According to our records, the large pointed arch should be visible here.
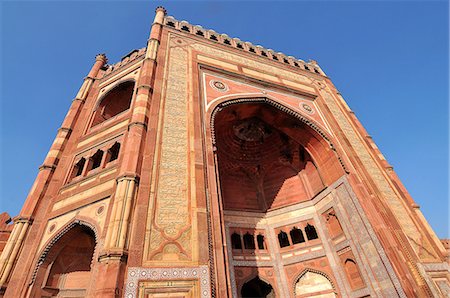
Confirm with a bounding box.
[209,96,348,174]
[90,79,136,127]
[210,98,347,210]
[28,218,99,297]
[202,95,349,296]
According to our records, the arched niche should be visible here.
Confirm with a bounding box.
[91,80,135,127]
[29,222,97,297]
[211,100,344,212]
[241,276,275,298]
[294,270,336,298]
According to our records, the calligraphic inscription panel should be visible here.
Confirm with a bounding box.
[146,36,192,262]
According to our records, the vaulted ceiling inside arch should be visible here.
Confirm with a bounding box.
[214,103,326,212]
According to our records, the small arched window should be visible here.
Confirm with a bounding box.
[231,233,242,250]
[243,232,255,249]
[278,231,290,248]
[88,150,103,172]
[324,209,344,238]
[305,224,319,240]
[71,158,86,179]
[290,227,305,244]
[107,142,120,163]
[91,81,134,127]
[257,234,265,250]
[344,258,365,290]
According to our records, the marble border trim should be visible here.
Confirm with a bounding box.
[338,180,406,297]
[124,266,210,298]
[422,263,450,272]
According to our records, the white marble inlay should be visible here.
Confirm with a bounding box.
[124,266,210,297]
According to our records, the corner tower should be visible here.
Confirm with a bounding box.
[0,6,448,298]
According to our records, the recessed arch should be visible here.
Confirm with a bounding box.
[205,96,347,297]
[211,99,345,212]
[209,97,348,177]
[293,269,336,297]
[240,275,275,298]
[91,80,135,127]
[210,97,333,145]
[28,219,99,297]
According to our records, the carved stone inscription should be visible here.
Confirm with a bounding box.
[148,38,191,261]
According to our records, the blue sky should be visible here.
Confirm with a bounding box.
[1,1,448,238]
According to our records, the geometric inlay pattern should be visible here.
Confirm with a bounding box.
[124,266,210,298]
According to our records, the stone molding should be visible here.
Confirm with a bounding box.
[12,216,32,224]
[38,164,56,171]
[97,249,128,263]
[127,121,147,131]
[136,84,153,92]
[57,127,72,134]
[115,173,140,184]
[72,97,86,102]
[422,263,450,272]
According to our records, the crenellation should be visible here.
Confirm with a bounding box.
[163,15,323,75]
[101,47,146,79]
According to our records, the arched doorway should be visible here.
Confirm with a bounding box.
[210,99,344,296]
[241,276,275,298]
[30,224,97,297]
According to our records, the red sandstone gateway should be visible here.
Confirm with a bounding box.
[0,6,448,298]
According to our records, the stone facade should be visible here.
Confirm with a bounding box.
[0,6,448,298]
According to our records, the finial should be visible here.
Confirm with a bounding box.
[155,6,167,15]
[95,53,108,64]
[154,6,167,24]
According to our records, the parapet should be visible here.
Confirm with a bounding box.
[164,15,326,76]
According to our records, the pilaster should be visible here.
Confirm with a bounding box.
[0,217,31,288]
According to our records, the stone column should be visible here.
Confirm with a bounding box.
[0,218,30,287]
